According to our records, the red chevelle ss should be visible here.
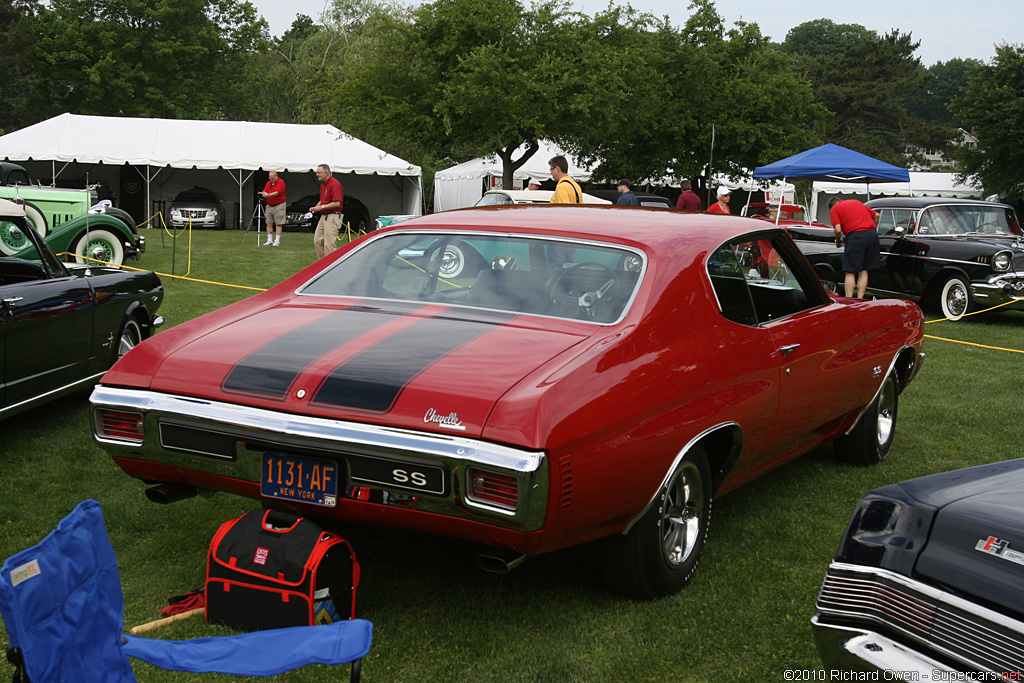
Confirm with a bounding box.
[91,205,924,598]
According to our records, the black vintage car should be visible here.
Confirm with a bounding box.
[793,197,1024,320]
[284,194,371,234]
[0,198,163,420]
[813,458,1024,674]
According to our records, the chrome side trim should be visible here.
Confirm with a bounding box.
[90,386,543,473]
[621,421,742,534]
[0,371,106,419]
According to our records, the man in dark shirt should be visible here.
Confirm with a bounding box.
[616,179,638,206]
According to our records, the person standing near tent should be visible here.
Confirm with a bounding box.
[526,178,541,190]
[675,180,701,211]
[829,196,880,299]
[615,179,638,205]
[549,156,582,203]
[260,170,286,247]
[706,186,732,214]
[309,164,344,259]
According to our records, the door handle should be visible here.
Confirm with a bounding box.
[779,343,800,357]
[2,296,24,307]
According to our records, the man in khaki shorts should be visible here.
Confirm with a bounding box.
[260,170,286,246]
[310,164,344,259]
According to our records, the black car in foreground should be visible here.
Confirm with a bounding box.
[0,198,163,420]
[284,194,371,234]
[793,197,1024,320]
[813,458,1024,674]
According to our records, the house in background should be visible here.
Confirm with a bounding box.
[906,128,977,171]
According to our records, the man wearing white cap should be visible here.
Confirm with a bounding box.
[706,186,732,214]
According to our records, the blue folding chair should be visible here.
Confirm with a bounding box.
[0,500,372,682]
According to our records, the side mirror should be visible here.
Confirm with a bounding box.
[893,225,905,237]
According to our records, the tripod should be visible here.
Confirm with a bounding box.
[242,199,266,246]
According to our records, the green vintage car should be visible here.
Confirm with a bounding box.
[0,162,144,265]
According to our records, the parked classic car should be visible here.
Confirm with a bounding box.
[813,458,1024,674]
[474,189,611,206]
[587,189,674,208]
[0,198,163,420]
[168,187,224,230]
[90,205,923,598]
[284,193,372,235]
[793,197,1024,320]
[0,161,92,237]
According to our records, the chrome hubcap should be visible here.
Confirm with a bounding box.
[876,379,895,448]
[946,283,968,317]
[661,461,704,567]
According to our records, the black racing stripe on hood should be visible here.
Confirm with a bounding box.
[310,310,516,413]
[221,305,407,401]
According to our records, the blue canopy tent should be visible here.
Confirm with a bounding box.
[752,143,910,224]
[753,143,910,184]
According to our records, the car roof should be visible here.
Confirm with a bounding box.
[387,204,774,253]
[482,189,612,205]
[865,196,1011,210]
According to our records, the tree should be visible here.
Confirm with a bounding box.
[782,19,948,165]
[568,1,826,194]
[909,58,983,130]
[32,0,268,120]
[951,44,1024,202]
[0,0,41,133]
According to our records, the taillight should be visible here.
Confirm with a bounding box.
[467,467,518,510]
[95,409,144,443]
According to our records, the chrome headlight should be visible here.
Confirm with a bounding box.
[993,250,1012,272]
[209,208,218,219]
[170,209,181,220]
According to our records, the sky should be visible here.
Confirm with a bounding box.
[251,0,1021,67]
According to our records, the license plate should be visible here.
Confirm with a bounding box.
[261,453,340,507]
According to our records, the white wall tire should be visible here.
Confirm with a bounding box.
[74,229,125,266]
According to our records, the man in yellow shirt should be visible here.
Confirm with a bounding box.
[549,155,582,203]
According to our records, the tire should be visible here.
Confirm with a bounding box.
[599,447,712,599]
[938,275,973,321]
[114,318,142,365]
[74,229,125,266]
[0,219,31,255]
[22,201,48,237]
[438,243,466,278]
[834,372,898,466]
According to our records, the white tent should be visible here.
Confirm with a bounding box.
[809,172,983,223]
[0,113,422,228]
[433,141,595,212]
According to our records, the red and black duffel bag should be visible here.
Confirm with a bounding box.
[205,509,359,631]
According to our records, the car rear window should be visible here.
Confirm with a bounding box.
[299,232,645,324]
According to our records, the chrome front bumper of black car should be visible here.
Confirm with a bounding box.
[973,272,1024,309]
[812,562,1024,675]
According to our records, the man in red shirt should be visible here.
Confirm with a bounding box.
[259,170,286,247]
[675,179,702,211]
[309,164,344,259]
[829,197,881,298]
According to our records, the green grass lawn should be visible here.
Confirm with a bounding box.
[3,228,1024,681]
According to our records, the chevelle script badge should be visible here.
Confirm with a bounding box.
[424,408,466,431]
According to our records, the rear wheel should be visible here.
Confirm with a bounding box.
[74,229,125,265]
[834,372,898,466]
[939,275,973,321]
[599,447,712,599]
[0,220,31,255]
[114,318,142,365]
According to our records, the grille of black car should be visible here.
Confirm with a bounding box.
[818,566,1024,672]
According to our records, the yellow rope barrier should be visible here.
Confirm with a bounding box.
[924,334,1024,355]
[923,297,1020,323]
[56,253,267,292]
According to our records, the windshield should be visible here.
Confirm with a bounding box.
[300,232,644,324]
[917,205,1020,236]
[174,190,216,203]
[475,193,514,206]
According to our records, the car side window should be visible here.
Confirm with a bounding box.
[877,209,917,236]
[708,233,827,326]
